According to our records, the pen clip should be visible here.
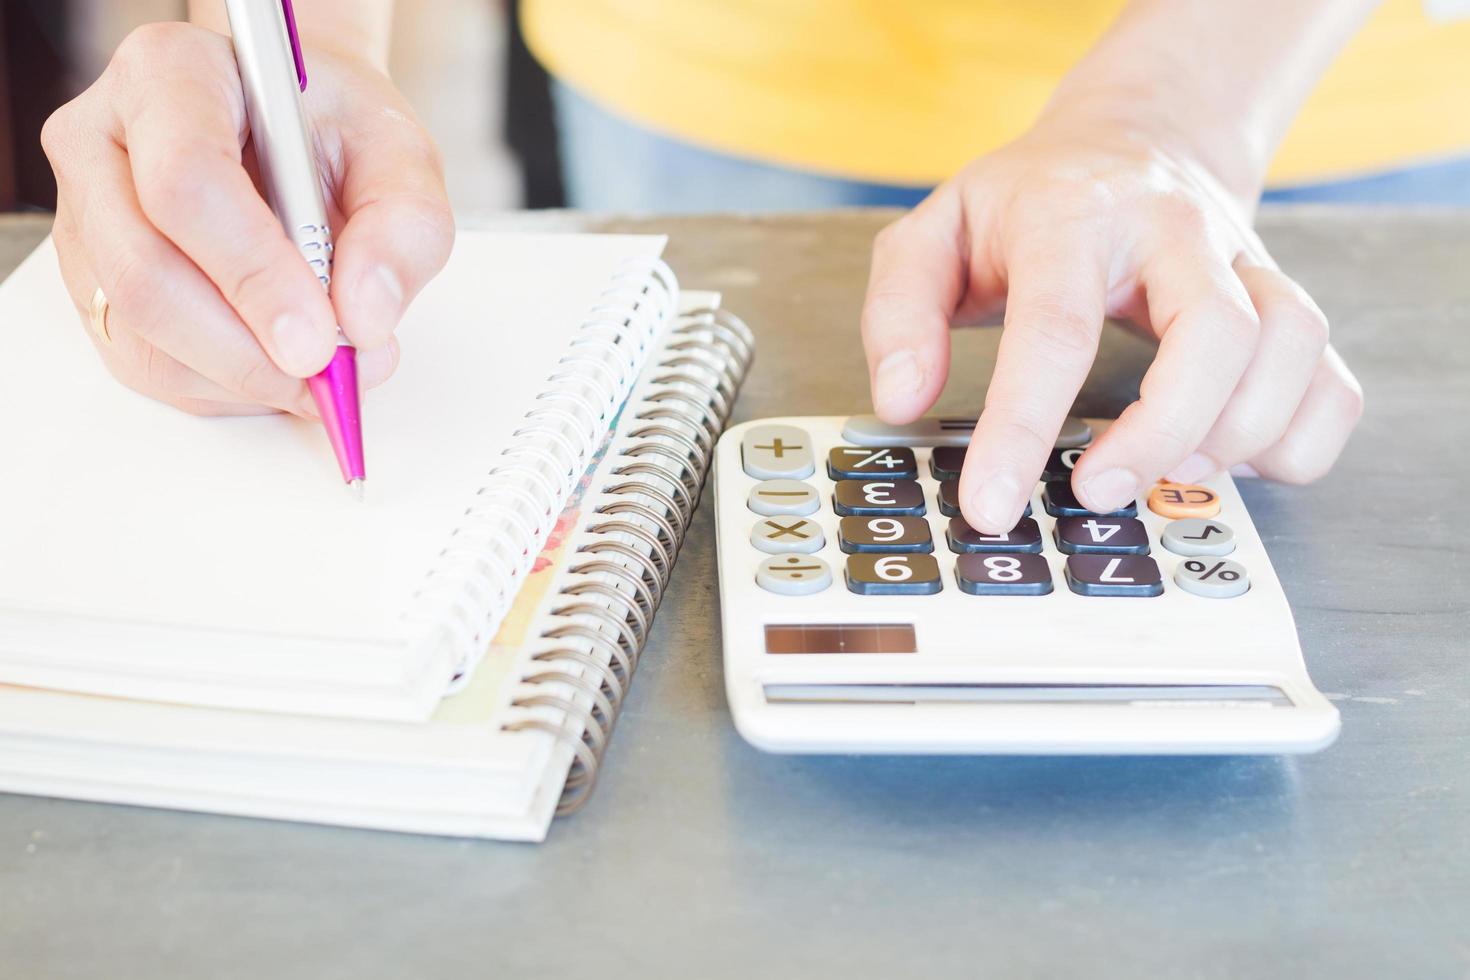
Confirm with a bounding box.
[280,0,307,91]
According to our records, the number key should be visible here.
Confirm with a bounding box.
[947,516,1043,554]
[1042,446,1085,482]
[827,446,918,480]
[1064,555,1163,597]
[839,515,933,554]
[1052,516,1150,555]
[938,480,1030,519]
[1042,480,1137,518]
[955,553,1053,595]
[833,480,926,516]
[845,554,943,595]
[930,446,965,481]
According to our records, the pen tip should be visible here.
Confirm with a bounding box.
[348,478,365,502]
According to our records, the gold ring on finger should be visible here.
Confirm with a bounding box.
[88,286,113,345]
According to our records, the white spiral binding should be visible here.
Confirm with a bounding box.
[400,257,678,693]
[504,300,755,816]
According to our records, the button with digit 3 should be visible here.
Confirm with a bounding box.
[747,479,820,517]
[750,517,825,554]
[740,424,815,480]
[756,554,832,595]
[1161,518,1235,556]
[844,553,943,595]
[833,479,926,516]
[1147,483,1221,519]
[955,553,1053,595]
[838,515,933,554]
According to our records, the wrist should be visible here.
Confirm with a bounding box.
[1036,77,1268,211]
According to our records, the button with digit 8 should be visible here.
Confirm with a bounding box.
[1148,483,1221,519]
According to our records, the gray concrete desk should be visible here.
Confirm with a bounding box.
[1,209,1466,979]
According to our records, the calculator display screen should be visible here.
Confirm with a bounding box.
[764,623,917,654]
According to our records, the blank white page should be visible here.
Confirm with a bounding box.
[0,232,665,669]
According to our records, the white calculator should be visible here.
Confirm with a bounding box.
[712,416,1340,755]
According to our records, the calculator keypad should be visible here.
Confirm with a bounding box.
[845,553,943,595]
[838,515,934,554]
[739,425,1250,604]
[833,480,926,516]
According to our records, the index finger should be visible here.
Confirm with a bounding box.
[110,25,340,379]
[956,229,1108,533]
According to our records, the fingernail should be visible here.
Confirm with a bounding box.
[1229,462,1260,479]
[873,350,924,412]
[968,472,1023,533]
[350,264,404,348]
[1167,452,1216,484]
[1080,467,1139,511]
[272,311,334,376]
[357,339,399,389]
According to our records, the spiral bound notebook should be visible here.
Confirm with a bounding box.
[0,231,752,839]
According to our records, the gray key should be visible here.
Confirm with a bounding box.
[842,414,1091,448]
[747,479,820,517]
[756,554,832,595]
[750,517,825,555]
[1162,518,1236,557]
[741,424,815,479]
[1173,557,1250,599]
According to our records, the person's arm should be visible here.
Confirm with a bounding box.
[187,0,394,72]
[862,0,1372,534]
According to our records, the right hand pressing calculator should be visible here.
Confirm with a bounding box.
[711,415,1340,755]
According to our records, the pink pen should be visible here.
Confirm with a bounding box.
[224,0,366,498]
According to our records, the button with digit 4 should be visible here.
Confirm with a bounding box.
[756,554,832,595]
[1148,483,1220,519]
[1161,518,1235,556]
[839,515,933,554]
[826,446,917,480]
[947,516,1043,554]
[955,553,1053,595]
[1173,557,1249,598]
[750,517,825,554]
[747,479,820,517]
[740,424,815,480]
[938,479,1030,519]
[1064,555,1164,597]
[845,553,943,595]
[1042,480,1137,518]
[1053,516,1150,555]
[833,479,926,516]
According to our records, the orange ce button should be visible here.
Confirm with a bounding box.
[1148,483,1220,519]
